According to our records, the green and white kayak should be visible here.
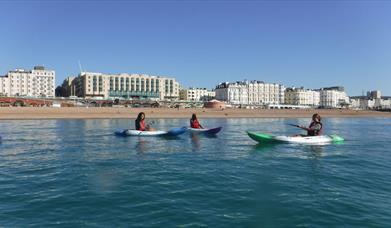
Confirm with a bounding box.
[247,131,344,144]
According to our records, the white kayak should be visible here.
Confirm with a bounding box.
[119,130,167,136]
[247,132,344,144]
[115,127,187,137]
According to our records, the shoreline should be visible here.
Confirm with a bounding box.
[0,107,390,120]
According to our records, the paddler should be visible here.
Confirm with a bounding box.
[296,113,323,136]
[190,113,204,129]
[135,112,154,131]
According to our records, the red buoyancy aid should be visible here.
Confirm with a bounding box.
[135,119,146,131]
[140,120,145,131]
[190,119,201,129]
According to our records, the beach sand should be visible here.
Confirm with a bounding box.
[0,107,390,120]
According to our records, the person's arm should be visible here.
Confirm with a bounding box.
[298,125,310,131]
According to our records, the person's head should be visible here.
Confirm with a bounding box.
[137,112,145,120]
[312,113,321,123]
[191,113,197,120]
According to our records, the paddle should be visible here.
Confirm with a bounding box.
[288,124,307,130]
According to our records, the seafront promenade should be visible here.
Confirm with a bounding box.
[0,107,389,119]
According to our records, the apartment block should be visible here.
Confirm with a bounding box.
[215,80,285,105]
[0,66,55,98]
[180,87,215,101]
[318,86,349,108]
[285,87,320,107]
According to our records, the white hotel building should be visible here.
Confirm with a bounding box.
[215,80,285,105]
[318,86,349,108]
[0,66,55,98]
[180,87,215,101]
[65,72,180,100]
[285,87,320,107]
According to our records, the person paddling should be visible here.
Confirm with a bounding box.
[135,112,154,131]
[294,113,323,136]
[190,114,203,129]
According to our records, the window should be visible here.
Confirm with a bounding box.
[126,78,129,91]
[146,79,149,91]
[120,78,124,91]
[110,77,114,90]
[115,78,119,91]
[131,78,135,91]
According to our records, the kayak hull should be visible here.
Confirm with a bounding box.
[115,127,187,137]
[247,131,344,144]
[188,127,222,135]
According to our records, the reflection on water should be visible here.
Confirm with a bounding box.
[190,133,201,151]
[306,145,324,159]
[189,132,220,152]
[251,140,333,158]
[251,143,278,153]
[135,138,148,154]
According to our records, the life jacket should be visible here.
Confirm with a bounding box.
[308,122,323,136]
[190,119,201,129]
[136,119,145,131]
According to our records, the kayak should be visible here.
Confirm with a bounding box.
[187,127,222,135]
[247,131,344,144]
[115,127,187,137]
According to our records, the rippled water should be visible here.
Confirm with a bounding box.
[0,118,390,227]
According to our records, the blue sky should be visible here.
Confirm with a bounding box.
[0,0,390,95]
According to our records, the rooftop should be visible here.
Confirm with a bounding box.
[318,86,345,92]
[79,71,174,79]
[216,80,282,89]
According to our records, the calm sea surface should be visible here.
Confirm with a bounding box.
[0,118,390,227]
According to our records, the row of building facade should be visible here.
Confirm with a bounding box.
[1,65,385,109]
[285,86,350,108]
[58,73,349,108]
[213,81,350,108]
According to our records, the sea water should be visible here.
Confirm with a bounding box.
[0,118,390,227]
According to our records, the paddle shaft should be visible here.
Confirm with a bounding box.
[288,124,308,131]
